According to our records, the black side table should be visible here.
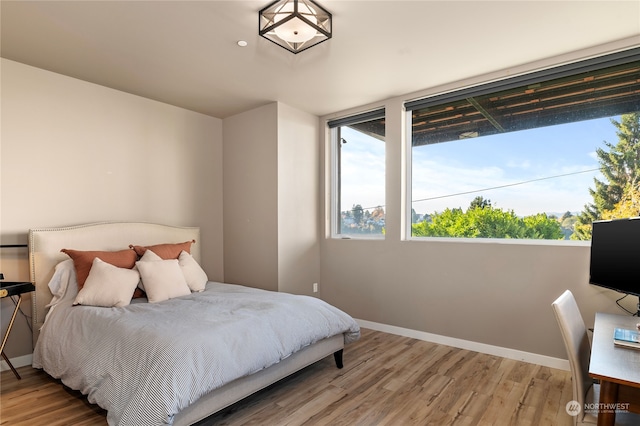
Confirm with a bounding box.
[1,281,35,379]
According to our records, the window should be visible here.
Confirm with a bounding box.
[406,49,640,241]
[329,109,386,238]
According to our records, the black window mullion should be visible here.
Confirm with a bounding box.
[328,108,385,128]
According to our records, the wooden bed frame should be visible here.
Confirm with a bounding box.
[29,222,344,425]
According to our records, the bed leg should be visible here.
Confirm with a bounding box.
[333,349,344,369]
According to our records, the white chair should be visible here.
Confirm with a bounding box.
[552,290,640,425]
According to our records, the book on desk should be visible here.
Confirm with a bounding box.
[614,327,640,349]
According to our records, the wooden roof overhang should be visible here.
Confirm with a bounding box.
[349,61,640,146]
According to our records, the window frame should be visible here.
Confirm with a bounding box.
[328,108,386,239]
[404,47,640,242]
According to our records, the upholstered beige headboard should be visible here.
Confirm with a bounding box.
[29,222,201,346]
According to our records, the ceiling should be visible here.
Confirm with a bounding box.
[2,1,640,119]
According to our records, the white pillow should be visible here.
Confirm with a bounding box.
[47,259,78,307]
[140,249,162,262]
[135,259,191,303]
[134,249,163,291]
[178,250,208,292]
[73,258,140,308]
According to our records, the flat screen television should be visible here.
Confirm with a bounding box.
[590,218,640,315]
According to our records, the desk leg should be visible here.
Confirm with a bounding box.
[598,380,618,426]
[1,351,20,379]
[0,295,23,380]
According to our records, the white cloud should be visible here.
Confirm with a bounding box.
[410,156,601,216]
[506,159,531,169]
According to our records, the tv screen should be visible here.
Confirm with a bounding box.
[589,218,640,297]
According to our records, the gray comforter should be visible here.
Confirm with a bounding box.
[33,282,360,425]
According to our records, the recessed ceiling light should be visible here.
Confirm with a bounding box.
[237,40,248,47]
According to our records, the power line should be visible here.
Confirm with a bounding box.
[412,167,600,204]
[349,167,601,211]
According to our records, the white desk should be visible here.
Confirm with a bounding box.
[589,312,640,426]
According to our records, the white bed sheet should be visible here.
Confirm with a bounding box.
[33,280,360,426]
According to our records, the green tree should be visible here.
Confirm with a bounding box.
[572,206,598,241]
[412,205,563,239]
[411,208,419,224]
[371,206,385,221]
[559,215,577,239]
[469,196,491,209]
[352,204,364,225]
[522,213,565,239]
[574,113,640,240]
[601,181,640,220]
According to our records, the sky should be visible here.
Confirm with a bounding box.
[340,116,621,217]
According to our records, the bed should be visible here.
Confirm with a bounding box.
[29,222,360,426]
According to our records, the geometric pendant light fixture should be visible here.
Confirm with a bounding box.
[259,0,332,54]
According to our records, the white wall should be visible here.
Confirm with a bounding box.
[319,39,640,360]
[223,103,279,291]
[277,103,321,295]
[1,59,224,360]
[222,102,321,295]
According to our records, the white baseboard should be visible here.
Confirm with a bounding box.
[1,354,33,372]
[0,322,569,374]
[356,319,569,371]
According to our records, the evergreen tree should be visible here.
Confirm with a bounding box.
[573,113,640,240]
[601,181,640,220]
[469,196,491,210]
[352,204,364,225]
[411,208,419,224]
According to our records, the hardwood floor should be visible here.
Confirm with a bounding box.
[1,329,573,425]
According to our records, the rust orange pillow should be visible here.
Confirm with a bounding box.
[129,240,195,260]
[132,287,146,299]
[61,248,138,290]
